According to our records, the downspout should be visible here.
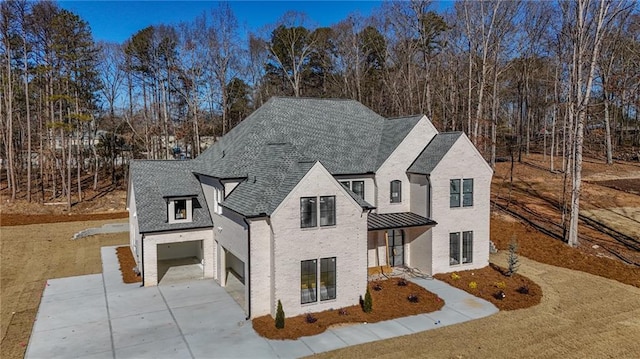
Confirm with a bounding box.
[243,218,251,320]
[140,234,145,287]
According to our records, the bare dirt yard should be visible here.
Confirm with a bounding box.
[0,219,129,359]
[492,153,640,266]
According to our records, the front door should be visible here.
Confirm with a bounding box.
[387,229,404,267]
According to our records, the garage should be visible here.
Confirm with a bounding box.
[157,240,204,284]
[224,249,246,310]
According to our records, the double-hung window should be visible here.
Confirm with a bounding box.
[450,178,473,207]
[450,231,473,265]
[300,197,317,228]
[301,257,336,304]
[319,196,336,226]
[463,179,474,206]
[390,180,402,203]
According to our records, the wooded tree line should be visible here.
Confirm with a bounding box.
[1,0,639,245]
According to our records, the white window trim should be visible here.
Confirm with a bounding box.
[167,197,193,223]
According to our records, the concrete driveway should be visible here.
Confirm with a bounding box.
[26,247,497,358]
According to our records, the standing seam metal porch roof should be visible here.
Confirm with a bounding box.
[367,212,437,231]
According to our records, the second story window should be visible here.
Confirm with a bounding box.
[390,180,402,203]
[175,199,187,220]
[300,196,336,228]
[320,196,336,226]
[451,178,474,208]
[340,180,365,200]
[300,197,317,228]
[352,181,364,200]
[450,179,461,207]
[168,197,193,223]
[463,179,474,207]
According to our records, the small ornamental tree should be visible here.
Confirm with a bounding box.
[275,300,285,329]
[363,288,373,313]
[506,236,520,277]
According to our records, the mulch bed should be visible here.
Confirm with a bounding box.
[434,264,542,311]
[253,277,444,340]
[0,212,128,226]
[116,246,142,283]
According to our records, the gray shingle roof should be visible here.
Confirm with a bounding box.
[375,115,423,168]
[132,98,422,227]
[194,97,421,177]
[221,143,374,217]
[130,160,213,233]
[367,212,437,231]
[407,132,463,175]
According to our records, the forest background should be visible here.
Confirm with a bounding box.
[2,0,639,246]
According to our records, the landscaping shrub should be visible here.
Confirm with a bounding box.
[275,300,285,329]
[397,278,408,286]
[517,285,530,294]
[373,283,383,291]
[469,281,477,289]
[338,308,348,316]
[407,294,419,303]
[507,236,520,277]
[305,313,317,323]
[363,288,373,313]
[494,290,506,300]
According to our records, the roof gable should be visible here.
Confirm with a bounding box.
[407,132,463,175]
[375,115,423,169]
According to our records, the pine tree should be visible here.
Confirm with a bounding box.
[507,237,520,277]
[363,288,373,313]
[275,300,285,329]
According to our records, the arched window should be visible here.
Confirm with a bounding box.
[390,180,402,203]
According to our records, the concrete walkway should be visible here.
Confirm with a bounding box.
[26,247,498,359]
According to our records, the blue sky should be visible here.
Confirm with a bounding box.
[59,1,390,43]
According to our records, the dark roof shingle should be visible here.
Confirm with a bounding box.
[130,160,213,233]
[407,132,463,175]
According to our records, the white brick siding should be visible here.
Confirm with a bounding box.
[127,184,142,266]
[141,228,214,286]
[375,116,438,213]
[429,135,492,274]
[268,162,368,318]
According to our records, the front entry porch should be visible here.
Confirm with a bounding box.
[367,212,436,276]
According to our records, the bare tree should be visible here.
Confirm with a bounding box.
[565,0,630,247]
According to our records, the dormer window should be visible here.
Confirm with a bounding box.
[167,197,193,223]
[175,199,187,220]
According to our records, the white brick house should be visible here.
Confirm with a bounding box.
[127,97,493,319]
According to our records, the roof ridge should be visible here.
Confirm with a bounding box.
[271,96,359,102]
[386,114,424,120]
